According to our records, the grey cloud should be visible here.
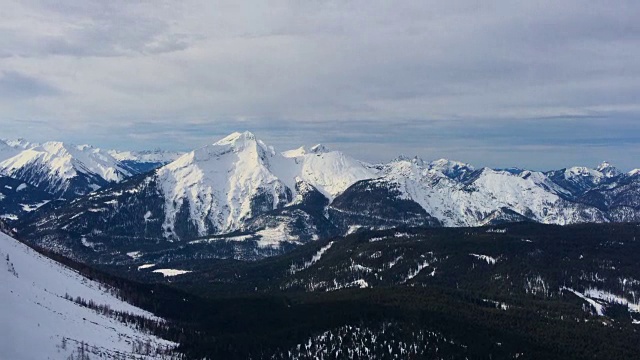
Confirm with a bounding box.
[0,0,638,171]
[0,71,60,98]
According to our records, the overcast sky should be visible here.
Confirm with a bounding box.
[1,0,639,170]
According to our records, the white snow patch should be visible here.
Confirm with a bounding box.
[152,269,192,277]
[290,241,334,274]
[562,287,606,316]
[137,264,156,270]
[387,256,403,269]
[1,214,18,221]
[350,279,369,288]
[583,288,640,313]
[346,225,362,235]
[255,223,300,248]
[20,200,49,212]
[470,253,498,265]
[402,261,430,283]
[126,251,142,260]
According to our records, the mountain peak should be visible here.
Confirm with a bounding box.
[595,161,620,177]
[310,144,329,154]
[215,131,257,145]
[393,155,425,165]
[282,146,307,158]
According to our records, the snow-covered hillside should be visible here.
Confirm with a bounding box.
[0,230,177,360]
[0,142,136,198]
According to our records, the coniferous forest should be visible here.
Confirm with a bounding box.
[24,222,640,359]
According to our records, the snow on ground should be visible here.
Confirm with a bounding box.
[1,214,18,221]
[126,251,142,259]
[403,261,431,283]
[20,200,50,212]
[255,223,301,248]
[137,264,156,270]
[290,241,334,274]
[0,231,177,360]
[561,287,605,316]
[387,255,403,269]
[152,269,192,277]
[470,253,498,265]
[583,287,640,313]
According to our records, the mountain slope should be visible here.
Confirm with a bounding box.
[0,228,177,359]
[157,132,294,238]
[281,144,377,200]
[0,175,53,222]
[546,162,622,197]
[332,158,606,228]
[0,142,137,198]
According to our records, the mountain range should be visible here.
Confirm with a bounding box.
[2,131,639,264]
[3,132,640,359]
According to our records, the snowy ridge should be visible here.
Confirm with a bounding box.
[0,230,177,359]
[282,144,376,200]
[108,149,184,163]
[376,159,606,227]
[0,141,135,197]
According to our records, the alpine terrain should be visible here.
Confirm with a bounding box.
[12,131,640,266]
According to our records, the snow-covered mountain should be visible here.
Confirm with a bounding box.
[545,161,622,197]
[330,157,605,228]
[0,142,138,198]
[281,143,377,200]
[14,131,640,264]
[108,149,184,173]
[18,132,376,260]
[0,138,35,161]
[0,227,177,359]
[427,158,476,181]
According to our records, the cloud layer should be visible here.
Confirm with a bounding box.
[0,0,638,170]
